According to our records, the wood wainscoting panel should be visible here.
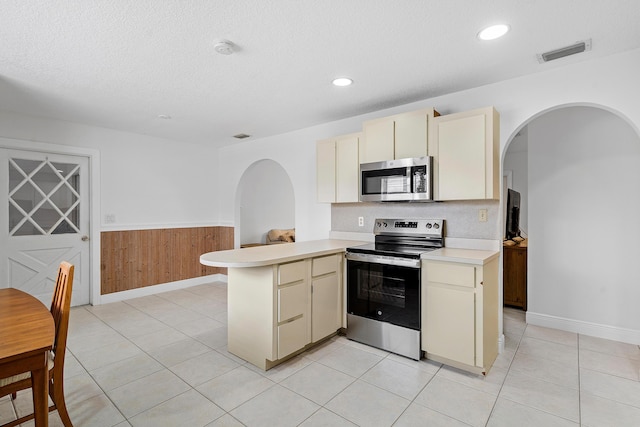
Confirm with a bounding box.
[101,226,234,295]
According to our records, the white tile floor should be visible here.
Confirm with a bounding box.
[2,281,640,426]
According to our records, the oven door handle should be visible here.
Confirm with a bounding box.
[345,252,421,269]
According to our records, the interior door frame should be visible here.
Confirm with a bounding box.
[1,137,101,305]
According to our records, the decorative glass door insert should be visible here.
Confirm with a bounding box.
[9,157,81,236]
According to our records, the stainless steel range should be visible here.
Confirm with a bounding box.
[345,218,444,360]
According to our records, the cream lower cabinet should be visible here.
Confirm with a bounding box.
[227,253,342,370]
[422,257,499,374]
[277,261,309,359]
[311,254,342,342]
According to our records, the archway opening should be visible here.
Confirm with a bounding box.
[502,105,640,339]
[234,159,295,248]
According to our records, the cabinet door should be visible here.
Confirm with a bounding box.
[316,139,336,203]
[424,284,475,366]
[336,134,360,203]
[311,274,340,342]
[503,246,527,309]
[394,111,428,159]
[437,114,486,200]
[432,106,499,201]
[361,118,394,163]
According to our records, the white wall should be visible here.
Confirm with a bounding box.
[0,111,220,304]
[217,48,640,343]
[528,106,640,335]
[3,47,640,342]
[0,111,219,229]
[219,49,640,238]
[237,159,295,245]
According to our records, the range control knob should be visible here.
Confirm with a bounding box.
[376,222,382,228]
[434,223,440,229]
[426,223,432,229]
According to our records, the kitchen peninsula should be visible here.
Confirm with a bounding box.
[200,239,365,370]
[201,239,500,374]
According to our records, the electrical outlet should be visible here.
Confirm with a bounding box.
[478,209,488,222]
[358,216,364,227]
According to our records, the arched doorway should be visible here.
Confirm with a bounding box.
[502,105,640,343]
[234,159,295,248]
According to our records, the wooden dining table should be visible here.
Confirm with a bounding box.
[0,288,55,427]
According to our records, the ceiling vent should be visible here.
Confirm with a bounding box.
[233,133,251,139]
[537,39,591,63]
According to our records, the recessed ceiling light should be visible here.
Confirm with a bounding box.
[332,77,353,87]
[477,24,510,41]
[157,114,172,119]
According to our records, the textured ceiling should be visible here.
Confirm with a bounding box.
[1,1,640,147]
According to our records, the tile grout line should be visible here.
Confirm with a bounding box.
[483,319,527,426]
[118,287,236,425]
[577,333,582,427]
[68,306,142,426]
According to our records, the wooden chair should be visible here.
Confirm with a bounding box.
[0,261,74,427]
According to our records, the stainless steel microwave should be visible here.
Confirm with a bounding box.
[360,156,433,202]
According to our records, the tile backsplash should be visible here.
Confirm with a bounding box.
[331,200,501,240]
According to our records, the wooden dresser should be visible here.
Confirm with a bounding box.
[503,239,527,310]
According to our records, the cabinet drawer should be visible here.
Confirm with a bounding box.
[278,317,307,359]
[278,282,307,322]
[278,261,306,285]
[426,262,475,288]
[312,254,338,277]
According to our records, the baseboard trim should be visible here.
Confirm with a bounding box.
[526,311,640,345]
[97,274,228,305]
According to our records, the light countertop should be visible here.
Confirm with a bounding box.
[421,247,499,265]
[200,239,367,268]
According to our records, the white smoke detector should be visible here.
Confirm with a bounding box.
[214,39,235,55]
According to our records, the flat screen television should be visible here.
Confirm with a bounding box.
[505,188,521,240]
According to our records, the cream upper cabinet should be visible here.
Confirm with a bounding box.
[335,134,360,203]
[316,139,336,203]
[429,106,499,201]
[361,108,438,163]
[422,256,499,374]
[316,133,360,203]
[394,109,431,159]
[361,118,394,163]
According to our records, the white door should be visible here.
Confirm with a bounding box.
[0,149,90,306]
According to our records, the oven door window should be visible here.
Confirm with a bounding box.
[347,259,420,330]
